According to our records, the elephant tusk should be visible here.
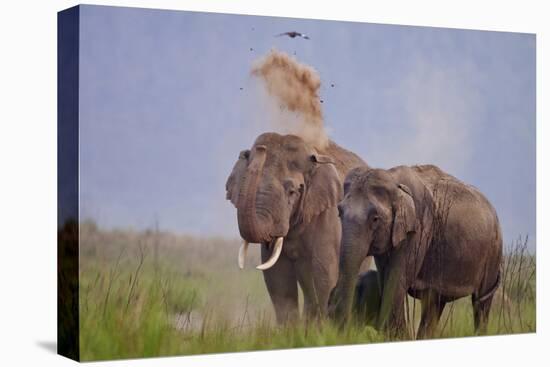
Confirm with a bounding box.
[256,237,284,271]
[238,240,249,269]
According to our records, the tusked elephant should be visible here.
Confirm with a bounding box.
[329,164,503,338]
[226,132,366,323]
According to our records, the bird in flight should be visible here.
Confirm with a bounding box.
[275,31,310,40]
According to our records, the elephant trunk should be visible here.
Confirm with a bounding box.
[331,228,368,324]
[236,145,271,244]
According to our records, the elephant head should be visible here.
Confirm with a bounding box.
[329,167,417,324]
[226,132,342,270]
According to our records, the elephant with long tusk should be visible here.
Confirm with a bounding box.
[226,132,366,323]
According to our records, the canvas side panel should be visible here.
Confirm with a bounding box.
[57,5,80,362]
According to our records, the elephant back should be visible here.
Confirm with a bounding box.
[320,140,367,181]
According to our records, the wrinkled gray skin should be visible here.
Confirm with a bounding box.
[329,165,503,338]
[226,132,365,323]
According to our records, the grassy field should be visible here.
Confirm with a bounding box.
[78,222,535,361]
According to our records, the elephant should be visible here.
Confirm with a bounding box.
[225,132,366,323]
[328,164,503,338]
[353,270,381,327]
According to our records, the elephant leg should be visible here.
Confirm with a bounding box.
[416,291,446,339]
[296,209,341,322]
[377,229,431,337]
[378,265,407,336]
[377,249,417,337]
[295,258,331,322]
[295,267,316,320]
[261,245,298,324]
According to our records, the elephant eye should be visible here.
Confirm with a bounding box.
[367,206,379,224]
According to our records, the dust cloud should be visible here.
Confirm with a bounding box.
[251,49,329,150]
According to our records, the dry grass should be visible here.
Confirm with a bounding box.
[78,221,535,361]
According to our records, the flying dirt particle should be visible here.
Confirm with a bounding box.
[251,49,328,150]
[250,47,254,51]
[330,83,335,88]
[240,87,244,91]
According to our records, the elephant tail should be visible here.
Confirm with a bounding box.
[473,271,501,306]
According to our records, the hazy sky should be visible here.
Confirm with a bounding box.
[78,5,536,248]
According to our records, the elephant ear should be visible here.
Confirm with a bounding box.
[225,150,250,207]
[301,154,342,224]
[391,184,416,248]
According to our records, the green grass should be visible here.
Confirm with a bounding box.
[78,223,536,361]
